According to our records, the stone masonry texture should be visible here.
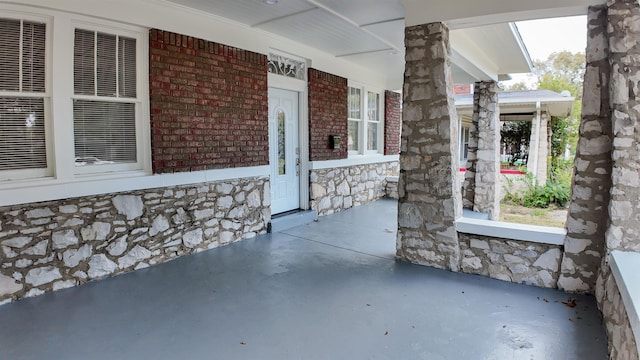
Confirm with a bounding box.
[587,2,640,358]
[602,0,640,255]
[397,22,462,271]
[308,68,348,161]
[459,233,562,288]
[310,161,398,216]
[559,6,612,294]
[384,91,401,155]
[462,81,500,219]
[0,177,270,305]
[599,266,640,360]
[149,29,268,173]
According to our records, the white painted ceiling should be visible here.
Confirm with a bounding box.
[162,0,587,87]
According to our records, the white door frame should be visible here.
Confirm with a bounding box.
[268,73,309,211]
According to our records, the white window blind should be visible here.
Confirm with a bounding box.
[0,18,48,172]
[366,91,380,151]
[348,86,361,152]
[73,28,137,167]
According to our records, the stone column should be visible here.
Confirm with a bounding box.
[595,3,640,357]
[463,81,500,219]
[558,5,612,293]
[527,111,549,184]
[396,22,462,271]
[462,115,478,209]
[596,0,640,301]
[603,0,640,255]
[537,112,549,182]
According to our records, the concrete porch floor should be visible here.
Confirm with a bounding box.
[0,198,607,359]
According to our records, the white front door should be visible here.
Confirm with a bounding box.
[269,88,300,214]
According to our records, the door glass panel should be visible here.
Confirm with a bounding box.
[277,110,285,175]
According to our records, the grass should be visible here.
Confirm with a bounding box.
[499,203,567,228]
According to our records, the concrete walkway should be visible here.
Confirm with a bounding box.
[0,199,607,359]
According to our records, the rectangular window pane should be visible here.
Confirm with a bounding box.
[367,122,378,151]
[96,32,117,97]
[348,87,361,119]
[73,100,136,166]
[0,19,21,92]
[348,120,359,151]
[118,36,137,98]
[22,21,46,92]
[0,97,47,170]
[74,29,95,95]
[367,92,379,121]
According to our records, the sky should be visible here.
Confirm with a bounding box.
[516,15,587,62]
[503,15,587,87]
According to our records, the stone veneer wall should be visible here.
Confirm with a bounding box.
[310,161,398,216]
[598,267,639,360]
[0,177,270,305]
[459,233,562,288]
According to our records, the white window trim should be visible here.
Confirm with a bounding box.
[70,20,150,176]
[0,6,151,192]
[460,125,470,163]
[0,12,53,182]
[347,81,384,157]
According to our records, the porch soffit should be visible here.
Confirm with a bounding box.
[161,0,538,87]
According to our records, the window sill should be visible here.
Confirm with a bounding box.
[0,166,269,207]
[310,154,399,170]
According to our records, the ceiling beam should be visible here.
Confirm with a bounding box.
[306,0,402,53]
[399,0,603,28]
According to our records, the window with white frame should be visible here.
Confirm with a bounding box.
[0,16,50,181]
[460,125,470,164]
[347,86,361,152]
[347,84,383,155]
[72,26,140,171]
[366,91,380,151]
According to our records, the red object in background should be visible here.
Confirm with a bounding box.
[459,168,525,175]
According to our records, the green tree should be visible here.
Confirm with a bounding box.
[501,51,585,185]
[534,51,584,160]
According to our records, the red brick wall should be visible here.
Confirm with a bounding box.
[149,29,268,173]
[384,90,401,155]
[308,68,348,161]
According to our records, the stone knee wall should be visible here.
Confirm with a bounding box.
[598,267,639,360]
[459,233,562,288]
[310,161,398,216]
[0,176,270,305]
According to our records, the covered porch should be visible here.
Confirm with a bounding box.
[0,199,607,359]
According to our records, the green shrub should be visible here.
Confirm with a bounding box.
[521,182,570,208]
